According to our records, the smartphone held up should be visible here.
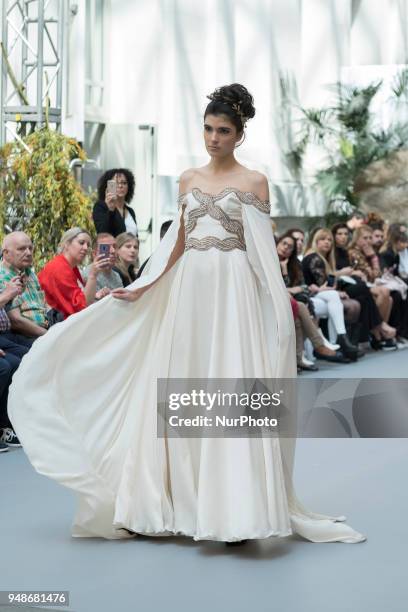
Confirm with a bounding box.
[98,244,110,259]
[106,179,117,197]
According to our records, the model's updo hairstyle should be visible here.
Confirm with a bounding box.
[204,83,255,132]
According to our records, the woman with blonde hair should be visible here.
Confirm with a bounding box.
[113,232,139,287]
[348,226,396,348]
[38,228,109,319]
[301,228,360,358]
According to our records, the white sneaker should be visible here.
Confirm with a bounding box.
[0,441,9,453]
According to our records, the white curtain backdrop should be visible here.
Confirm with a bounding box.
[86,0,408,217]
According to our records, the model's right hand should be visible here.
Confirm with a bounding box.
[105,191,117,211]
[111,287,144,302]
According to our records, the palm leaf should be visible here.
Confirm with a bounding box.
[336,81,382,133]
[391,68,408,98]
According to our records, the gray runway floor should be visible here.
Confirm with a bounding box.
[1,348,407,612]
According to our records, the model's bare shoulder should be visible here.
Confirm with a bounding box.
[179,168,198,194]
[247,170,269,202]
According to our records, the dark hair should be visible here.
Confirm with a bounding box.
[384,231,408,254]
[97,168,135,203]
[387,222,405,239]
[286,227,305,236]
[369,223,384,232]
[331,222,350,243]
[276,231,303,286]
[204,83,255,132]
[348,210,365,220]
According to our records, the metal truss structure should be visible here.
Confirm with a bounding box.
[0,0,65,146]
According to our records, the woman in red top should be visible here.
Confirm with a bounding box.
[39,228,109,319]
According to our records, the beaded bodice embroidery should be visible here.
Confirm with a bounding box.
[178,188,270,252]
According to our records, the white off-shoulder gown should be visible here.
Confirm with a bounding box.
[8,188,365,543]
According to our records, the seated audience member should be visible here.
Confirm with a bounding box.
[348,226,392,288]
[82,233,123,291]
[286,227,305,260]
[300,229,361,358]
[370,224,385,255]
[39,228,110,319]
[348,226,397,348]
[380,230,408,342]
[0,281,30,451]
[380,229,408,275]
[0,232,48,339]
[331,223,351,268]
[385,223,408,280]
[276,232,354,362]
[331,222,388,346]
[93,169,137,238]
[113,232,139,287]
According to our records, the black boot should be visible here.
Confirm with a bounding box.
[337,333,359,359]
[346,322,365,358]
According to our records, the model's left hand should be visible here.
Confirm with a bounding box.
[111,287,144,302]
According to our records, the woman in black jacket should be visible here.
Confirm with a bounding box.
[93,168,138,238]
[331,222,395,348]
